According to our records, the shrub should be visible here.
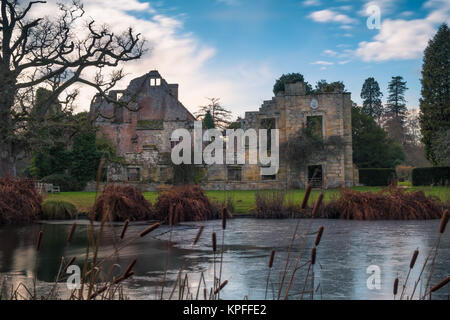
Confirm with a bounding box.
[41,200,78,220]
[412,167,450,186]
[254,190,304,219]
[154,185,219,224]
[322,187,442,220]
[41,174,83,192]
[359,168,397,186]
[92,184,153,222]
[0,178,42,225]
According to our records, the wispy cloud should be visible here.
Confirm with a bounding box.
[216,0,241,6]
[302,0,321,7]
[309,9,356,25]
[355,0,449,62]
[311,60,334,66]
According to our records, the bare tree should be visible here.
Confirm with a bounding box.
[195,97,232,129]
[0,0,145,177]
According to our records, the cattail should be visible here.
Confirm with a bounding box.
[301,184,313,209]
[212,232,217,252]
[36,231,44,251]
[63,256,77,273]
[268,250,275,269]
[123,259,137,276]
[214,280,228,294]
[203,288,207,300]
[139,223,160,238]
[169,204,175,227]
[315,226,324,247]
[393,278,399,296]
[120,220,129,240]
[439,210,449,234]
[67,223,77,244]
[311,193,324,217]
[193,226,204,245]
[430,276,450,293]
[311,247,317,265]
[222,207,228,230]
[410,249,419,269]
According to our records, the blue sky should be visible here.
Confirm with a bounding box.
[43,0,448,118]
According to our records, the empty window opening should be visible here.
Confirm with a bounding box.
[308,165,323,188]
[228,167,242,182]
[127,168,141,182]
[260,118,276,150]
[150,78,161,87]
[306,116,323,140]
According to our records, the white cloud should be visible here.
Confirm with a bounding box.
[359,0,396,17]
[309,9,356,24]
[26,0,274,116]
[323,49,338,56]
[302,0,321,6]
[311,61,334,66]
[355,0,449,62]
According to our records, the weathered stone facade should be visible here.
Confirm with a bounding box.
[92,71,356,190]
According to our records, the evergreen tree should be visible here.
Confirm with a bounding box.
[352,106,405,168]
[386,76,408,122]
[202,110,215,129]
[419,23,450,165]
[195,98,232,129]
[361,77,384,120]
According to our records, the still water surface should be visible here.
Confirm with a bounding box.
[0,219,448,300]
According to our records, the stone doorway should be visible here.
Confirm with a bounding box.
[308,165,323,188]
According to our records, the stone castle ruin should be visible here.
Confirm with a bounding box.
[91,70,357,190]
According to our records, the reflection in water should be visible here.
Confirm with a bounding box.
[0,219,448,300]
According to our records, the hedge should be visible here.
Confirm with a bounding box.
[359,168,397,186]
[41,174,83,192]
[412,167,450,186]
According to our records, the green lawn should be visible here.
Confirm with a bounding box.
[45,186,450,214]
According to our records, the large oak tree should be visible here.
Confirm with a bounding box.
[0,0,144,177]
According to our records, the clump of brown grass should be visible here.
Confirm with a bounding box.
[154,185,219,224]
[0,177,42,225]
[322,187,442,220]
[91,184,153,222]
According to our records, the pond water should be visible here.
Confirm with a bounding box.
[0,218,448,300]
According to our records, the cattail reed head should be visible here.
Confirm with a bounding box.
[67,223,77,244]
[410,249,419,269]
[430,276,450,293]
[139,223,160,238]
[439,210,449,234]
[222,207,228,230]
[212,232,217,252]
[124,259,137,276]
[268,250,275,269]
[311,193,324,217]
[64,256,77,273]
[301,184,313,209]
[120,219,129,240]
[393,278,399,296]
[193,226,205,245]
[315,226,324,247]
[311,247,317,265]
[214,280,228,294]
[169,204,175,227]
[36,231,44,251]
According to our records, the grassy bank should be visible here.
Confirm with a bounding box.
[45,186,450,215]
